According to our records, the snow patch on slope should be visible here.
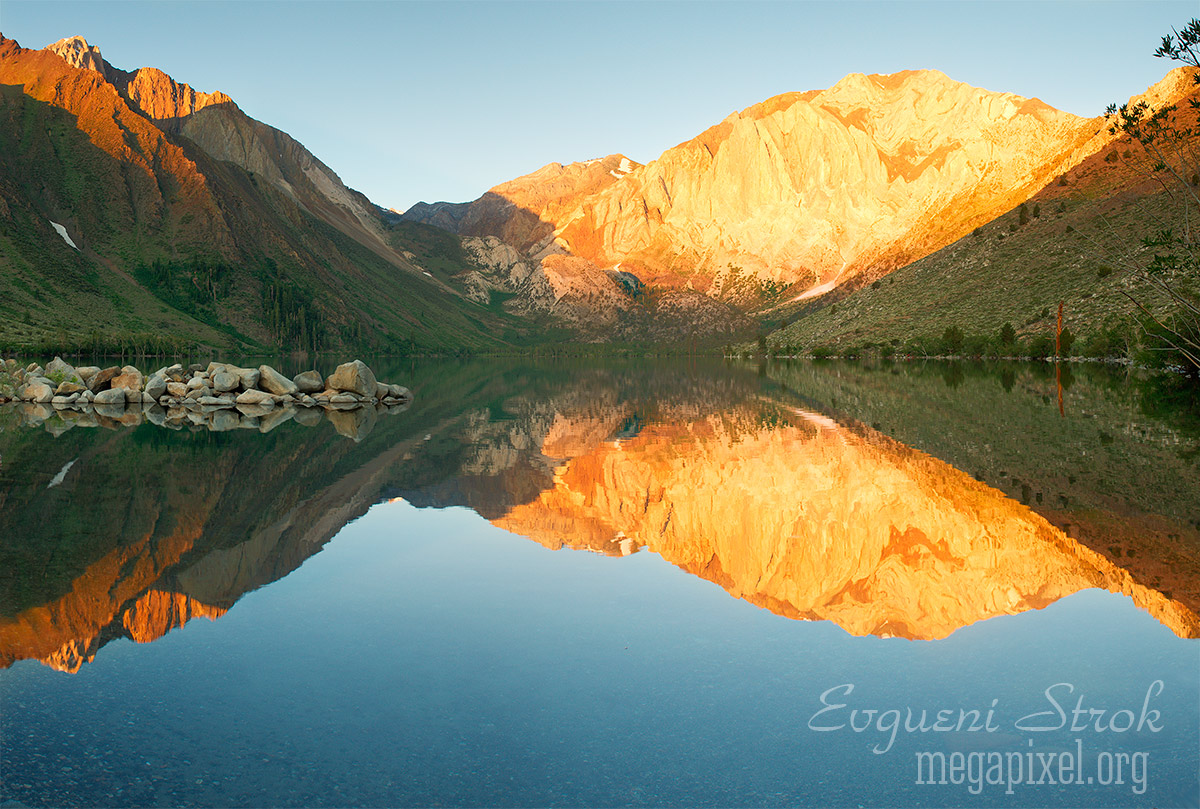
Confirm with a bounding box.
[49,221,78,250]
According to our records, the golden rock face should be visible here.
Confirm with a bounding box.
[432,68,1195,303]
[493,407,1200,640]
[556,70,1102,291]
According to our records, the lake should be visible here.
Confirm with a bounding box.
[1,357,1198,808]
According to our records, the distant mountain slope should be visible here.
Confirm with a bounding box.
[409,71,1129,305]
[759,70,1200,355]
[404,154,640,254]
[558,70,1107,295]
[0,35,515,353]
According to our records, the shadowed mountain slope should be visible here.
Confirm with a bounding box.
[0,35,522,353]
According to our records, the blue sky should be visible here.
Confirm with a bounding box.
[2,1,1196,211]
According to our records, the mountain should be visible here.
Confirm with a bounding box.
[759,68,1200,355]
[408,71,1117,307]
[405,154,641,255]
[0,35,524,353]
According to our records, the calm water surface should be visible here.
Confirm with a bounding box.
[1,358,1198,808]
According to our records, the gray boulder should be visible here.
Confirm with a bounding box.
[235,389,275,406]
[258,365,298,396]
[326,360,376,398]
[212,371,239,393]
[93,387,127,406]
[236,367,261,390]
[293,370,324,393]
[46,357,77,379]
[144,374,168,401]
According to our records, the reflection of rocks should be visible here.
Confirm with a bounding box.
[0,356,413,437]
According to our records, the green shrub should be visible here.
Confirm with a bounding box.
[1027,334,1054,359]
[1059,327,1076,357]
[940,325,965,355]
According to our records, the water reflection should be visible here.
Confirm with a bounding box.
[2,360,1198,673]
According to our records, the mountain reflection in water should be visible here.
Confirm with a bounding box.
[2,359,1198,671]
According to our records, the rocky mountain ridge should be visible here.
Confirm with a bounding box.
[406,67,1196,318]
[0,34,519,353]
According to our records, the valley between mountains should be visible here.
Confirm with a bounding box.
[0,33,1195,355]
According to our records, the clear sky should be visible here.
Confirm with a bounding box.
[2,1,1196,211]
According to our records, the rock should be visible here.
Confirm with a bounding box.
[54,381,86,395]
[326,360,377,398]
[111,366,144,391]
[326,404,376,442]
[46,357,79,380]
[293,370,323,393]
[75,365,100,383]
[187,363,205,373]
[185,386,212,400]
[329,393,360,404]
[144,374,168,400]
[235,367,260,390]
[389,384,412,400]
[198,396,235,408]
[93,387,127,406]
[88,366,119,392]
[166,381,188,397]
[258,365,297,396]
[212,371,239,392]
[18,381,53,403]
[186,375,208,391]
[51,395,76,406]
[374,381,391,400]
[235,389,275,406]
[124,388,142,404]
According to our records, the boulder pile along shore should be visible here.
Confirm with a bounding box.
[0,358,411,441]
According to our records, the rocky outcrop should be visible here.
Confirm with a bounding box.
[0,356,412,441]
